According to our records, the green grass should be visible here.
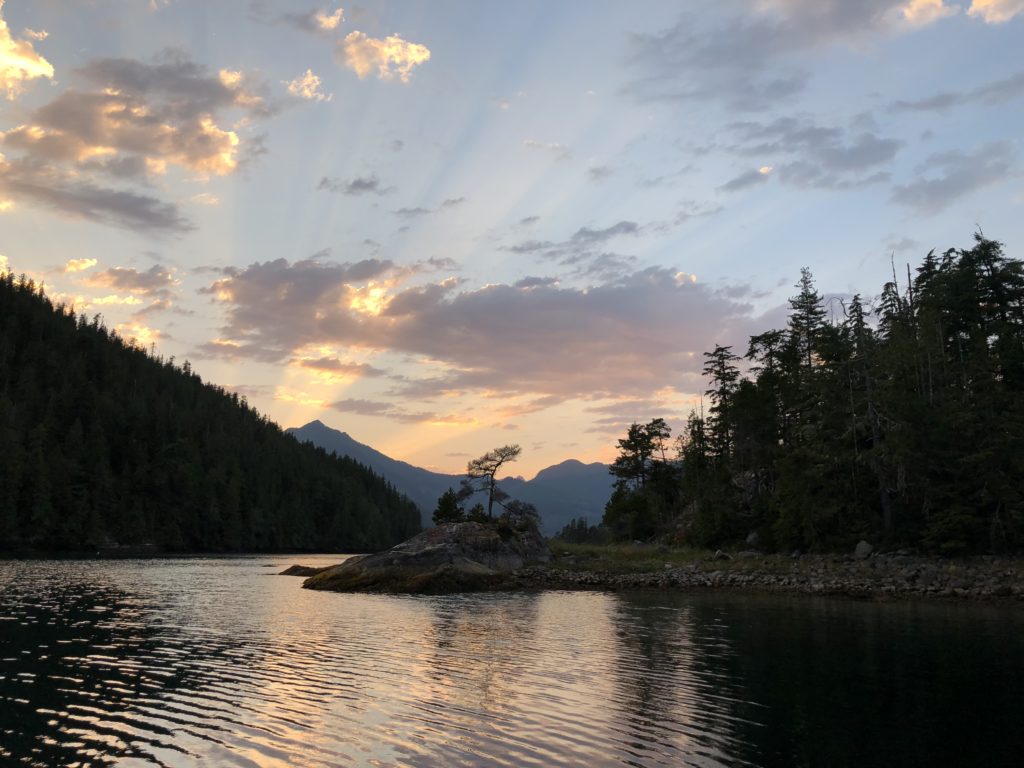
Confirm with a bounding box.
[547,541,799,575]
[548,541,707,574]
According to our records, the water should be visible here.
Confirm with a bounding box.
[1,557,1022,767]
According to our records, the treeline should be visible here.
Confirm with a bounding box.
[601,234,1024,554]
[0,272,421,552]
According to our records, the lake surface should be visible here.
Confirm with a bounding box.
[1,556,1022,767]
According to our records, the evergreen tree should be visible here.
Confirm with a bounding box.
[433,488,465,525]
[596,233,1024,554]
[465,445,521,518]
[0,272,420,552]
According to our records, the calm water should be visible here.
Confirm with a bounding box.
[1,557,1022,767]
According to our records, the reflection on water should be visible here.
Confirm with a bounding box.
[1,557,1022,767]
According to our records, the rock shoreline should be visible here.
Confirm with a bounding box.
[509,553,1024,602]
[285,551,1024,601]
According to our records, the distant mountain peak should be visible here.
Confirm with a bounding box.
[298,419,351,439]
[287,419,613,534]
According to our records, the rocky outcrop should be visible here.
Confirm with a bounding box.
[290,534,1022,602]
[279,564,332,577]
[302,521,550,594]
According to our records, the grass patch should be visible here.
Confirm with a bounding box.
[549,541,705,574]
[547,541,800,575]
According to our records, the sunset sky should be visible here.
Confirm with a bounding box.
[1,0,1022,476]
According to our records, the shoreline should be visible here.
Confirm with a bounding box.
[505,551,1024,602]
[0,549,369,560]
[285,548,1024,602]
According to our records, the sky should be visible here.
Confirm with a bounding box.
[1,0,1022,478]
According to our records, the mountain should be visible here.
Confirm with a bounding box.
[0,274,421,552]
[287,420,460,524]
[288,421,614,534]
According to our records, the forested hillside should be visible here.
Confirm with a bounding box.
[0,272,421,552]
[603,234,1024,554]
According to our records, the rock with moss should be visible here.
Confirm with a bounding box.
[303,520,550,594]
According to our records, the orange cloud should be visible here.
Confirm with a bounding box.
[968,0,1024,22]
[64,258,98,273]
[315,7,344,31]
[901,0,957,24]
[0,0,54,99]
[115,321,160,347]
[340,31,431,83]
[285,69,331,102]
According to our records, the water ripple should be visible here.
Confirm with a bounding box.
[2,557,1023,767]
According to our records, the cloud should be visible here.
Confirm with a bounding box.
[727,117,902,188]
[2,53,270,176]
[64,257,97,273]
[884,235,919,253]
[392,197,465,218]
[0,0,54,100]
[901,0,958,25]
[197,256,394,360]
[507,221,639,255]
[393,206,431,219]
[291,356,387,379]
[639,164,699,190]
[91,294,143,306]
[317,174,394,195]
[76,263,181,319]
[285,69,331,101]
[328,397,477,425]
[0,50,271,231]
[583,397,690,436]
[967,0,1024,23]
[625,2,954,109]
[339,31,431,83]
[201,258,757,401]
[406,256,459,274]
[327,397,394,416]
[674,200,723,225]
[504,220,644,279]
[586,165,614,182]
[570,221,640,244]
[86,264,176,296]
[888,71,1024,112]
[719,168,772,192]
[115,321,161,348]
[0,156,192,233]
[523,139,570,159]
[514,276,559,290]
[282,6,344,34]
[190,191,219,206]
[890,141,1015,213]
[315,7,344,30]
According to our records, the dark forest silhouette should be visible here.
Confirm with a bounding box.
[597,234,1024,554]
[0,272,420,552]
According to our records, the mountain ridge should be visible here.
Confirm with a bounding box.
[287,420,613,534]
